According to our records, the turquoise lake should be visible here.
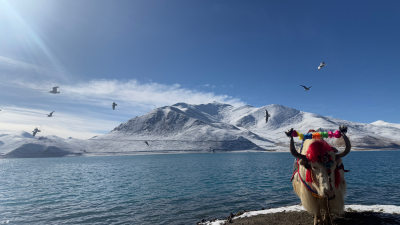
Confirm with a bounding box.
[0,151,399,224]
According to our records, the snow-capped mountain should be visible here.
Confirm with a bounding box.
[371,120,400,130]
[2,102,400,157]
[89,103,268,153]
[0,132,84,158]
[220,104,400,149]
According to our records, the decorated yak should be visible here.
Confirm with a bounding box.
[286,126,351,225]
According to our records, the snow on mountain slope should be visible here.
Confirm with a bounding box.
[227,104,400,149]
[89,102,400,154]
[2,102,400,158]
[371,120,400,129]
[0,132,84,158]
[90,103,267,153]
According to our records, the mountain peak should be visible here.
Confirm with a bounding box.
[172,102,190,108]
[172,101,233,108]
[371,120,400,129]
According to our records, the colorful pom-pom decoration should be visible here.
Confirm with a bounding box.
[312,132,321,139]
[290,129,343,141]
[334,130,341,138]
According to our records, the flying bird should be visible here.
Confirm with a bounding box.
[265,109,270,123]
[49,86,60,94]
[47,111,55,117]
[112,102,117,110]
[300,85,312,91]
[144,141,149,146]
[32,128,41,137]
[317,61,326,70]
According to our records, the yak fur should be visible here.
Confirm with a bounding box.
[292,139,346,217]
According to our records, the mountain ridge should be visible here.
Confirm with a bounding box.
[2,102,400,157]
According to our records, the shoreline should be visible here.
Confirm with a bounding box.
[1,148,399,159]
[199,204,400,225]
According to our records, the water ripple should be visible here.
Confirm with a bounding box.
[0,151,399,224]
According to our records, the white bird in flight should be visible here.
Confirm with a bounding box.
[49,86,60,94]
[318,61,326,70]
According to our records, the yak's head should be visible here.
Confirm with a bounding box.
[288,127,351,198]
[301,139,341,198]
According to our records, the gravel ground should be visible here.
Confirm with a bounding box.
[225,211,400,225]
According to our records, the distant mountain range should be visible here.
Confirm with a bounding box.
[1,102,400,157]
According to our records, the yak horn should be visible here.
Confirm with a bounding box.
[336,132,351,158]
[289,136,308,162]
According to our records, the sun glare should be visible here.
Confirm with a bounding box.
[0,0,63,71]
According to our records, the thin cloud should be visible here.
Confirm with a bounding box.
[66,79,244,107]
[0,55,43,71]
[0,55,70,82]
[0,106,119,139]
[1,56,244,109]
[201,83,217,89]
[12,79,245,109]
[1,59,245,138]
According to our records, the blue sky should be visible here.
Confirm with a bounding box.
[1,0,400,138]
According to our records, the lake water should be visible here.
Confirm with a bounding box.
[0,151,399,224]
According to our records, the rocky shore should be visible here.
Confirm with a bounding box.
[199,205,400,225]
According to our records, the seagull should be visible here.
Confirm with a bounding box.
[32,128,41,137]
[265,109,270,123]
[300,85,312,91]
[144,141,149,146]
[318,61,326,70]
[47,111,55,117]
[49,86,60,94]
[112,102,117,110]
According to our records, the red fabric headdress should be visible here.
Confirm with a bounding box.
[304,140,340,187]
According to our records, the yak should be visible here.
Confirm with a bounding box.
[287,126,351,225]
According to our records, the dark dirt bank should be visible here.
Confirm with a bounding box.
[220,211,400,225]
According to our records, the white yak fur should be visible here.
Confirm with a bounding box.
[292,139,346,216]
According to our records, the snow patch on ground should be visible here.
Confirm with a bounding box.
[236,205,305,219]
[345,204,400,214]
[202,204,400,225]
